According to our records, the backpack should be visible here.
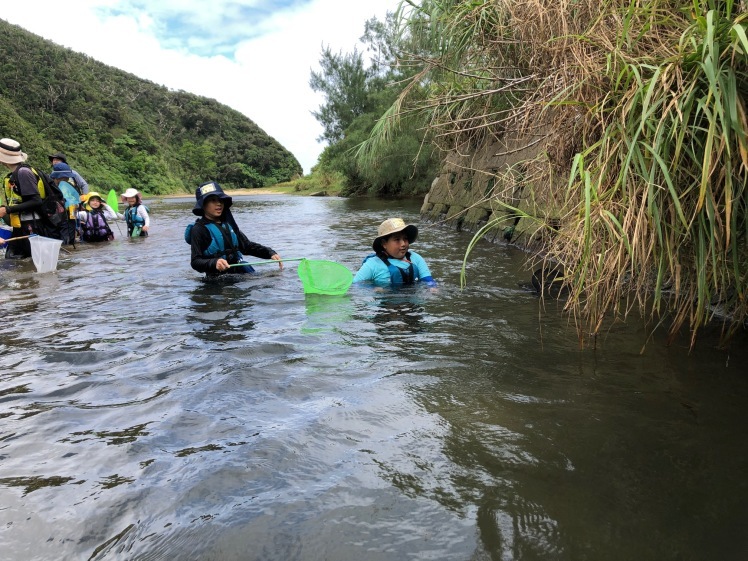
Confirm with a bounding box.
[11,163,67,229]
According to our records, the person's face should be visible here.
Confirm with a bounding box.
[381,232,410,259]
[51,158,63,165]
[203,196,224,220]
[126,197,137,205]
[89,198,102,209]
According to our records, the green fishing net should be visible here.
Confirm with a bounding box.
[297,259,353,295]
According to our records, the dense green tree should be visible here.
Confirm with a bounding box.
[309,10,440,196]
[0,18,302,194]
[309,47,372,143]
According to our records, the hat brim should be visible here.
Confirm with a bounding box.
[192,193,232,216]
[372,224,418,252]
[0,152,28,165]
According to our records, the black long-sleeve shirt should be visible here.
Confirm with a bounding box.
[189,217,276,276]
[5,166,43,217]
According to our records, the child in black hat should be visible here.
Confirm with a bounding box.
[186,181,282,277]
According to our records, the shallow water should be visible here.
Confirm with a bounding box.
[1,195,747,561]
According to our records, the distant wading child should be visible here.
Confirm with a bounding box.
[122,188,149,237]
[76,191,122,242]
[187,181,282,277]
[353,218,436,288]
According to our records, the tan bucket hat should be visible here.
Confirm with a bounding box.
[373,218,418,251]
[0,138,28,165]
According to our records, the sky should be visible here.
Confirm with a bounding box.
[0,0,402,174]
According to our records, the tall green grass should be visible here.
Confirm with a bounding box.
[371,0,748,346]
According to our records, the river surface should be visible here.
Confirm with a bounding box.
[1,195,747,561]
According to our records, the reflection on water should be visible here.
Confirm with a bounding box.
[1,195,747,561]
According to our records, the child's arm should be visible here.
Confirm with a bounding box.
[139,206,150,228]
[235,229,277,260]
[411,252,437,286]
[101,204,123,221]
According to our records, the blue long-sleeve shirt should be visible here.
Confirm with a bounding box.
[353,250,436,286]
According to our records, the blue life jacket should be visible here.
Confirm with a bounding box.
[125,205,145,228]
[363,252,415,285]
[184,221,255,273]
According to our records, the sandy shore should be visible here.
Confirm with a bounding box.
[224,189,282,196]
[159,188,283,199]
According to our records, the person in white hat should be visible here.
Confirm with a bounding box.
[353,217,436,287]
[121,187,150,237]
[0,138,55,258]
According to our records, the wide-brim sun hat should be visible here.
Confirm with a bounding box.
[372,217,418,252]
[49,162,73,178]
[193,181,232,216]
[122,188,140,198]
[0,138,28,165]
[86,191,103,202]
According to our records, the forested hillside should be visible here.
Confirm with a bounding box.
[0,19,302,194]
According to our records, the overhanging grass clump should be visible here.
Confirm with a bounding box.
[378,0,748,347]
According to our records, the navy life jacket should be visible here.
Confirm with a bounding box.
[81,209,113,242]
[363,252,415,285]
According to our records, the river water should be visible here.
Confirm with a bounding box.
[1,195,747,561]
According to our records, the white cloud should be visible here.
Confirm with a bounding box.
[0,0,401,174]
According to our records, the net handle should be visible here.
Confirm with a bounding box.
[229,257,305,267]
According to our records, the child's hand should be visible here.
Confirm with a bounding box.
[215,258,230,272]
[270,254,283,270]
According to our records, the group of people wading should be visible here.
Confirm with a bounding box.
[0,138,150,259]
[3,137,436,289]
[186,181,436,288]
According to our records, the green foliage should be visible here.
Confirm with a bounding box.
[404,0,748,344]
[281,168,347,196]
[309,6,440,197]
[0,19,302,194]
[561,3,748,345]
[309,46,373,143]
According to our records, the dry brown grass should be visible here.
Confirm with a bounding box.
[388,0,748,347]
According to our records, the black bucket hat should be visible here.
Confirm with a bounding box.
[48,152,68,163]
[193,181,232,216]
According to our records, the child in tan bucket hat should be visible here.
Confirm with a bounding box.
[353,217,436,287]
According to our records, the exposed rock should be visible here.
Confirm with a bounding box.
[421,128,565,254]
